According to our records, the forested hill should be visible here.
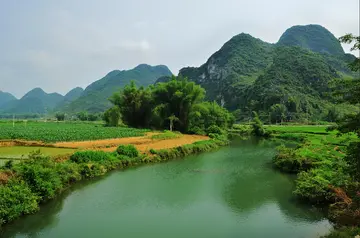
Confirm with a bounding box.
[0,88,64,114]
[179,24,357,122]
[277,24,345,55]
[0,91,17,107]
[62,64,172,113]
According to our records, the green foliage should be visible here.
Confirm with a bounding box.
[151,76,205,132]
[322,227,360,238]
[0,121,148,142]
[103,106,121,127]
[70,151,115,163]
[278,24,345,55]
[116,145,139,158]
[55,112,65,121]
[251,112,269,137]
[189,101,234,135]
[273,145,312,173]
[77,111,88,121]
[13,157,64,200]
[270,104,287,123]
[111,81,154,128]
[0,179,39,226]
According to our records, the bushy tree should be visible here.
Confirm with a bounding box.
[103,106,121,127]
[55,112,65,121]
[337,34,360,179]
[152,76,205,132]
[270,104,287,123]
[251,111,267,137]
[188,101,234,134]
[77,111,88,121]
[110,81,153,128]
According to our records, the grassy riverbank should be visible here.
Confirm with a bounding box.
[268,125,360,237]
[0,137,226,228]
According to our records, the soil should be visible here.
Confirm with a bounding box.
[53,133,209,153]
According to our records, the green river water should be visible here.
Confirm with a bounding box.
[1,139,332,238]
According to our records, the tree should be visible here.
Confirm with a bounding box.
[110,81,153,128]
[168,115,179,131]
[103,106,121,127]
[152,76,205,132]
[77,111,88,121]
[188,101,234,134]
[336,34,360,179]
[55,112,65,121]
[251,111,267,137]
[270,104,287,124]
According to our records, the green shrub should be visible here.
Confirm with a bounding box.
[13,157,63,200]
[273,145,313,173]
[0,179,39,226]
[70,151,114,163]
[149,149,157,154]
[116,145,139,158]
[206,125,223,135]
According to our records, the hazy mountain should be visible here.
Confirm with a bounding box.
[0,91,17,108]
[0,88,64,114]
[56,87,84,110]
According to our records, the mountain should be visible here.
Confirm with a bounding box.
[0,91,17,107]
[55,87,84,110]
[179,24,356,121]
[277,24,345,55]
[0,88,64,114]
[63,64,172,113]
[179,33,273,108]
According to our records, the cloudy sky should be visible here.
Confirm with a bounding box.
[0,0,359,98]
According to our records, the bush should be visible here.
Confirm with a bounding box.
[273,145,313,173]
[206,125,223,135]
[14,157,63,200]
[116,145,139,158]
[0,179,39,226]
[70,151,114,163]
[149,149,157,154]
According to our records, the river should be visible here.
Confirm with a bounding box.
[1,139,332,238]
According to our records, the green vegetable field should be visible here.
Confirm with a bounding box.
[0,121,149,142]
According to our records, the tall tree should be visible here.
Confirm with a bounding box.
[110,81,153,128]
[337,34,360,178]
[152,76,205,132]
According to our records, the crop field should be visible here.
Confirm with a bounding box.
[0,121,149,142]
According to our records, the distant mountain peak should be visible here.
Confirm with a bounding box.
[277,24,345,55]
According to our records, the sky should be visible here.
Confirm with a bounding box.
[0,0,359,98]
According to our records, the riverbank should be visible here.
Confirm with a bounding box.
[269,125,360,237]
[0,135,225,228]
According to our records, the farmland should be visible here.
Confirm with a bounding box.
[0,121,149,143]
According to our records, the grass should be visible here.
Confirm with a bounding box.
[0,146,76,159]
[150,130,182,140]
[0,121,149,142]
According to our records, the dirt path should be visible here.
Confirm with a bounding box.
[53,133,209,153]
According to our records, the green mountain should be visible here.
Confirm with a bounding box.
[0,88,64,114]
[63,64,172,113]
[55,87,84,109]
[0,91,17,107]
[179,33,273,108]
[277,24,345,55]
[179,24,356,121]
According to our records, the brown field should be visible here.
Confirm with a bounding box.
[53,133,209,153]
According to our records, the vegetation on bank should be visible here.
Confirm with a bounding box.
[272,34,360,238]
[0,137,226,228]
